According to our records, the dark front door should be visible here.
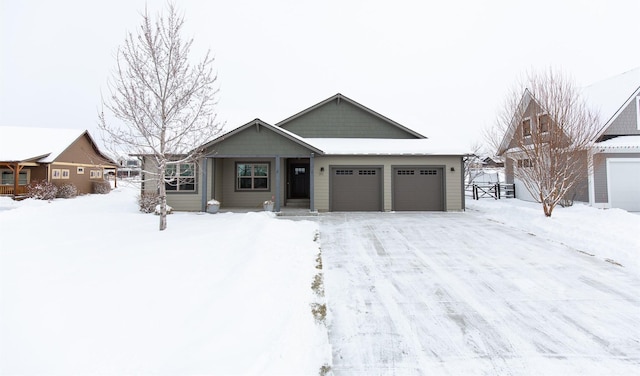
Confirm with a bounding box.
[289,163,310,198]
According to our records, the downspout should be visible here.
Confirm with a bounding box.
[309,153,315,212]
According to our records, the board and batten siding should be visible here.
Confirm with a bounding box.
[211,124,314,156]
[279,99,417,139]
[313,155,463,212]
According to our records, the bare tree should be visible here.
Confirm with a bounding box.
[99,4,221,230]
[493,68,600,217]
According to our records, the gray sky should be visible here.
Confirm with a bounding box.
[2,0,639,151]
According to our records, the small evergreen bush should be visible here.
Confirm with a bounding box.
[26,180,58,200]
[57,183,78,198]
[92,180,111,194]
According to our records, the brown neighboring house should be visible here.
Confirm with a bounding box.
[0,126,117,198]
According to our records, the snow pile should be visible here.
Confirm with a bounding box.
[467,198,640,272]
[0,184,331,375]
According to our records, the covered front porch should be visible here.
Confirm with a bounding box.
[201,154,316,213]
[0,162,40,198]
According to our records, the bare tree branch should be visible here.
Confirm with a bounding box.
[494,68,600,217]
[99,3,222,230]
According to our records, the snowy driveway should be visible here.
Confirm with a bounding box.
[320,212,640,375]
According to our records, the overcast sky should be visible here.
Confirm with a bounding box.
[1,0,639,151]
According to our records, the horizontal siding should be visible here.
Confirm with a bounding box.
[593,153,640,204]
[314,155,463,211]
[603,97,639,136]
[217,158,286,208]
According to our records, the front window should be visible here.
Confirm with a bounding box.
[236,162,269,190]
[1,170,28,185]
[165,163,196,192]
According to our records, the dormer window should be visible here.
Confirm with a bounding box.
[538,114,550,133]
[522,118,532,137]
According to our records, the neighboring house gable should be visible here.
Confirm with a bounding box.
[0,126,116,197]
[276,93,425,139]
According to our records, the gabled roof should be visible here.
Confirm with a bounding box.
[583,67,640,139]
[0,126,115,165]
[275,93,426,139]
[202,118,324,155]
[497,89,535,155]
[498,68,640,155]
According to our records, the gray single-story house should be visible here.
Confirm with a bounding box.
[143,93,466,212]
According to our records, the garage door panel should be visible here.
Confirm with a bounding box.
[608,159,640,212]
[331,168,382,211]
[393,167,444,211]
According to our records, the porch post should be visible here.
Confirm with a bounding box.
[13,163,20,198]
[309,153,315,212]
[201,157,208,212]
[275,156,281,212]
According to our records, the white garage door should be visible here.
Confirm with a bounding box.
[608,159,640,212]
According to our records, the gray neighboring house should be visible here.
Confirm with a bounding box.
[499,68,640,211]
[142,93,466,212]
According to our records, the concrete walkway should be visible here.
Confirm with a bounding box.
[319,212,640,375]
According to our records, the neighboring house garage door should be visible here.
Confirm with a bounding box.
[393,167,444,211]
[331,167,382,211]
[608,159,640,212]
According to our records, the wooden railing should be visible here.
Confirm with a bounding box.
[0,185,28,196]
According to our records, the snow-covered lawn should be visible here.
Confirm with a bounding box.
[0,184,331,375]
[466,198,640,273]
[2,185,639,375]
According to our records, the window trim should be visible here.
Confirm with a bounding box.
[636,96,639,131]
[89,169,102,179]
[537,113,550,134]
[235,162,271,191]
[77,167,85,174]
[522,117,532,138]
[165,162,197,193]
[52,169,61,179]
[61,169,70,179]
[0,169,30,186]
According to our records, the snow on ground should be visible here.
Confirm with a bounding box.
[321,210,640,375]
[0,183,331,375]
[466,198,640,273]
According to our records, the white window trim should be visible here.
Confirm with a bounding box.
[90,169,102,179]
[636,96,639,131]
[522,117,532,138]
[77,167,85,174]
[536,112,550,134]
[52,169,61,179]
[61,169,70,179]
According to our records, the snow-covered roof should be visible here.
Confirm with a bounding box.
[306,138,467,155]
[596,135,640,150]
[582,67,640,135]
[0,126,86,162]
